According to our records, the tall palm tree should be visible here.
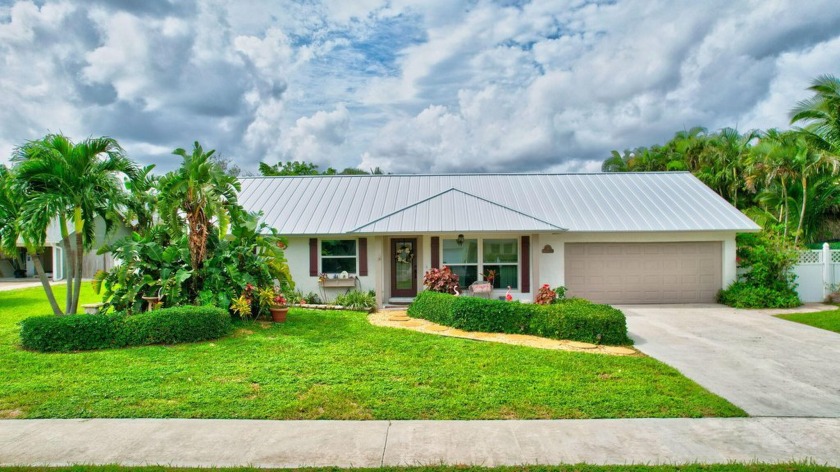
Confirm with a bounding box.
[747,129,800,241]
[791,74,840,154]
[158,142,240,276]
[0,166,62,314]
[696,128,758,208]
[13,134,137,314]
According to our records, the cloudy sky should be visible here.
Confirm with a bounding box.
[1,0,839,174]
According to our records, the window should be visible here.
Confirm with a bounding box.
[483,239,518,289]
[441,237,519,289]
[321,239,357,273]
[443,238,478,287]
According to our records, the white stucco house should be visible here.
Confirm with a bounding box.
[238,173,760,306]
[0,216,123,280]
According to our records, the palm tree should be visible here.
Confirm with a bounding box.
[122,164,158,234]
[696,128,758,208]
[158,142,240,276]
[791,74,840,154]
[0,166,63,314]
[747,129,800,241]
[13,134,137,314]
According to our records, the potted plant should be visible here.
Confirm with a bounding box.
[266,290,289,322]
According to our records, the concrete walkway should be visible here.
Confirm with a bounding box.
[622,303,840,418]
[1,418,838,467]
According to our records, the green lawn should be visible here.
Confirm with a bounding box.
[0,286,745,420]
[776,308,840,334]
[0,465,836,472]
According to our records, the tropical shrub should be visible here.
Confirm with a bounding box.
[20,306,232,352]
[535,284,557,305]
[718,230,801,308]
[422,266,460,293]
[95,211,294,314]
[407,292,631,345]
[717,282,801,309]
[334,290,377,311]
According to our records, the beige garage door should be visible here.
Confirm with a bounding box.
[564,242,722,304]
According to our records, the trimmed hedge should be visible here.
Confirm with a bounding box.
[20,305,232,352]
[451,297,532,333]
[408,291,632,345]
[531,298,630,345]
[407,291,457,325]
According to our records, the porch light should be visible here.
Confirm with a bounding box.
[456,234,465,246]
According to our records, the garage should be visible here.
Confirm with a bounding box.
[564,242,722,304]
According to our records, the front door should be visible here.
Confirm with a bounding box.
[391,238,418,297]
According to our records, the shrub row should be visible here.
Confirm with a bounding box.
[20,305,232,352]
[717,282,801,309]
[408,291,631,345]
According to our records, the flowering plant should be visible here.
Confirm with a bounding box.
[483,269,497,285]
[273,293,287,307]
[423,265,460,293]
[535,284,556,305]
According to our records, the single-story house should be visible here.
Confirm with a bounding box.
[0,216,122,280]
[238,172,760,306]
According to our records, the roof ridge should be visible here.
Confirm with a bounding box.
[238,171,693,179]
[349,187,566,233]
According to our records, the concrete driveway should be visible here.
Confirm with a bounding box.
[620,304,840,417]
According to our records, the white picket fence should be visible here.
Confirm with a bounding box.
[794,243,840,302]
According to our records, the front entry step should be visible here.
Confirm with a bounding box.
[386,297,414,307]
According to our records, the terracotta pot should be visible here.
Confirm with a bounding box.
[269,306,289,322]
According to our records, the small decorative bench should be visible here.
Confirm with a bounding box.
[82,303,105,315]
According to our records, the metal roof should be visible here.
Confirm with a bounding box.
[238,172,760,235]
[350,188,565,233]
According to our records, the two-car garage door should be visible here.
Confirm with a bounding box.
[564,242,722,304]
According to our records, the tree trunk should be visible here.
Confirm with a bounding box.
[794,178,807,247]
[70,231,83,314]
[70,207,84,315]
[59,213,74,315]
[31,251,62,315]
[782,180,789,241]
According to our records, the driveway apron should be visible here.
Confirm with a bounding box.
[621,304,840,417]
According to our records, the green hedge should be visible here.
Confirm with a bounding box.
[20,305,232,352]
[717,282,801,309]
[530,298,630,345]
[407,291,457,325]
[451,297,532,333]
[408,291,632,345]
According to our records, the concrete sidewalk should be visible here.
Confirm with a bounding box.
[1,418,838,467]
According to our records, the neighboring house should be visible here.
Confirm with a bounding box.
[0,216,125,280]
[238,173,760,306]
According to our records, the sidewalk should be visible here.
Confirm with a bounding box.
[1,418,838,467]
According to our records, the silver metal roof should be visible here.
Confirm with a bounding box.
[238,173,760,235]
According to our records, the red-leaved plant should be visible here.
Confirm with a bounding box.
[423,266,460,293]
[534,284,556,305]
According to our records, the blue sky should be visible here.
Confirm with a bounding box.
[1,0,840,174]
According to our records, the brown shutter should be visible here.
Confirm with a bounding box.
[431,237,440,268]
[309,238,318,276]
[358,238,368,276]
[521,236,531,293]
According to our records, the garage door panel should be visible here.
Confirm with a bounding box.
[565,242,722,304]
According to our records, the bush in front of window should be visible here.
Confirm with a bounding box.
[451,297,531,334]
[422,266,460,293]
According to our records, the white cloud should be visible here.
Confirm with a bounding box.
[1,0,839,174]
